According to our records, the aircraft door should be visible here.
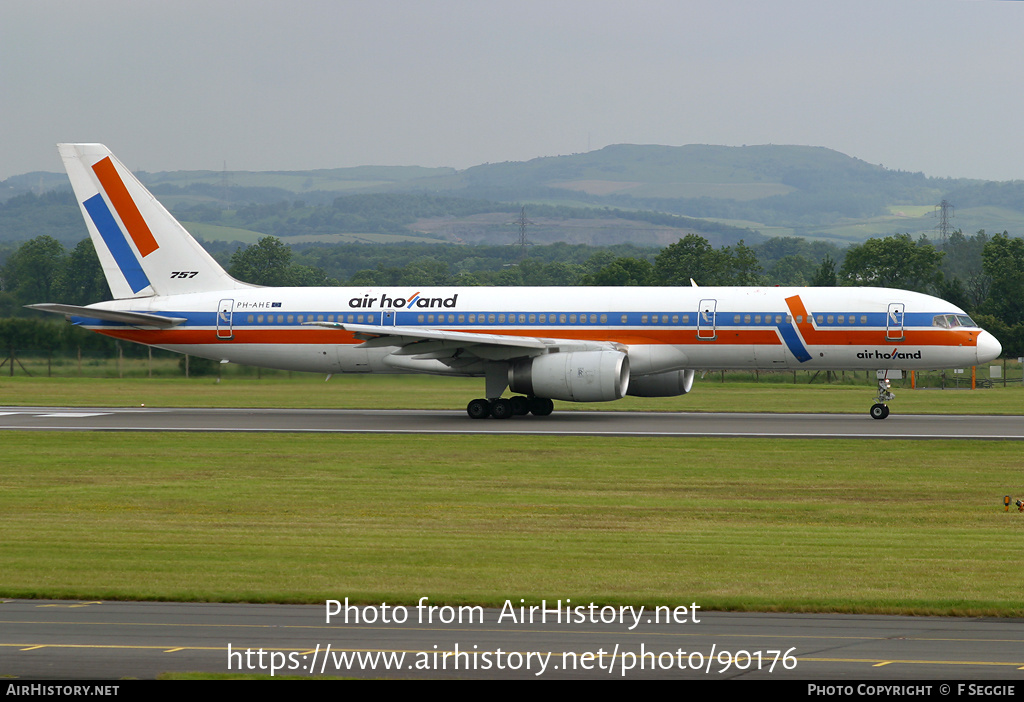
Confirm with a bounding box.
[886,303,905,341]
[697,299,717,340]
[216,298,234,340]
[382,310,398,326]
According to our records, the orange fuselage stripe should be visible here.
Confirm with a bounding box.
[94,325,972,348]
[784,295,977,348]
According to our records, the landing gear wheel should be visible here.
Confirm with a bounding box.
[490,398,513,419]
[509,396,531,416]
[871,376,895,420]
[467,398,491,419]
[528,397,554,416]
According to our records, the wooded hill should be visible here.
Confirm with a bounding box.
[3,144,1021,249]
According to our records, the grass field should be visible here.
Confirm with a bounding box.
[2,372,1021,615]
[0,370,1021,414]
[2,433,1023,615]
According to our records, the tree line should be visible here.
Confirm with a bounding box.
[1,230,1021,356]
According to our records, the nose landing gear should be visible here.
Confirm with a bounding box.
[870,377,895,420]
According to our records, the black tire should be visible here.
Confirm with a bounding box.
[529,397,554,416]
[870,403,888,420]
[467,398,491,419]
[510,396,530,416]
[490,398,513,419]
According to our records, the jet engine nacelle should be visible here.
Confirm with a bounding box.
[626,369,695,397]
[509,350,630,402]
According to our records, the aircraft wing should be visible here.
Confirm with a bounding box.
[305,321,613,361]
[25,303,187,328]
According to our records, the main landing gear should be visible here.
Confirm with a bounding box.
[467,396,555,419]
[870,377,895,420]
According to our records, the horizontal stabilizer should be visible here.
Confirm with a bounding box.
[26,303,186,328]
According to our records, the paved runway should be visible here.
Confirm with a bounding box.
[1,406,1023,439]
[2,599,1023,680]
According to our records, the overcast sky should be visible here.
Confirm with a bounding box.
[3,0,1023,182]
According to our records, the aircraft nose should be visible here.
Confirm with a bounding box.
[976,331,1002,364]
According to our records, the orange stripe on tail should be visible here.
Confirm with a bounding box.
[91,157,159,257]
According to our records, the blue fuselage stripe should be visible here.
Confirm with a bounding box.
[776,323,812,362]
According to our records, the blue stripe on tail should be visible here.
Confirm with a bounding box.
[83,193,151,294]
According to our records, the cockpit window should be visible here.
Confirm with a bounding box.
[933,314,977,329]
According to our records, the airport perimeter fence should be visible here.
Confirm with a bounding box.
[706,363,1023,389]
[0,347,285,379]
[1,347,1021,388]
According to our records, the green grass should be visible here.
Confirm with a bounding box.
[2,433,1023,615]
[0,371,1021,414]
[886,206,934,218]
[183,222,270,244]
[2,369,1020,615]
[183,223,446,245]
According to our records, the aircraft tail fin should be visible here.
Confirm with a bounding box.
[57,143,251,299]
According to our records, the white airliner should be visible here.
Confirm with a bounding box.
[30,144,1002,420]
